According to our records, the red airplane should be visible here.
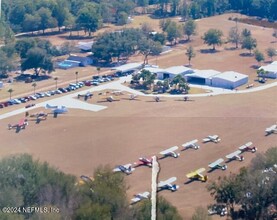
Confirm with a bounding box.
[8,118,28,131]
[134,157,153,167]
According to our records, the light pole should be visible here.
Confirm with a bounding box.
[75,71,78,84]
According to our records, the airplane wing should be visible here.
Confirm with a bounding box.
[186,171,198,178]
[202,137,211,142]
[196,168,206,174]
[45,104,58,109]
[131,197,142,204]
[209,158,224,168]
[265,125,277,133]
[18,118,25,126]
[160,146,179,155]
[226,150,241,159]
[113,167,121,172]
[158,177,177,187]
[124,164,135,172]
[239,142,253,150]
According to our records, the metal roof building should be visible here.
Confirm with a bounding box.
[186,69,221,85]
[157,66,194,80]
[111,63,143,73]
[211,71,248,89]
[258,61,277,79]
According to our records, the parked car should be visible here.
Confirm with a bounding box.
[84,80,92,86]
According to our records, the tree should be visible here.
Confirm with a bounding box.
[133,196,182,220]
[54,77,58,90]
[23,14,41,34]
[136,69,156,90]
[192,207,212,220]
[170,74,190,93]
[228,26,240,49]
[273,29,277,41]
[32,83,37,95]
[96,67,101,76]
[241,36,257,54]
[186,45,196,66]
[52,0,72,32]
[165,21,182,45]
[21,47,54,76]
[202,29,223,50]
[7,88,14,100]
[138,38,162,64]
[0,51,15,78]
[183,19,197,41]
[241,28,251,38]
[254,50,264,65]
[15,38,36,59]
[266,47,276,61]
[37,7,58,34]
[76,5,101,36]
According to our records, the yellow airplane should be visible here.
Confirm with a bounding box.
[186,168,208,182]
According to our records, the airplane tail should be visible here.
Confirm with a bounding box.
[8,124,12,130]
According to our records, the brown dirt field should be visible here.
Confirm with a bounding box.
[0,85,276,219]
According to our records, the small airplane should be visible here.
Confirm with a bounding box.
[77,92,93,101]
[265,124,277,135]
[203,135,221,143]
[8,118,28,131]
[78,175,94,185]
[184,96,189,101]
[129,94,138,100]
[186,168,208,182]
[239,142,257,153]
[111,90,124,96]
[154,96,161,102]
[157,177,179,192]
[159,146,180,158]
[107,96,119,102]
[226,150,244,162]
[29,112,48,123]
[113,164,135,175]
[130,191,150,204]
[134,157,152,167]
[208,158,227,171]
[182,139,200,150]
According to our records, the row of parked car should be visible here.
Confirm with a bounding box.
[0,74,116,109]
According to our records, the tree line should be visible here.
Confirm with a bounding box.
[0,153,182,220]
[1,0,276,38]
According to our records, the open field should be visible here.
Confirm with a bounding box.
[1,13,277,219]
[0,85,276,219]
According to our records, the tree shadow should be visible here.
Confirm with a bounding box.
[239,52,253,57]
[199,49,219,54]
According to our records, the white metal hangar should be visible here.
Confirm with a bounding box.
[211,71,248,89]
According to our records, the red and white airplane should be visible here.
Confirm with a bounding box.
[239,142,257,153]
[134,157,153,167]
[8,118,28,131]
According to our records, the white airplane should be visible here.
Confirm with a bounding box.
[226,150,244,162]
[154,96,160,102]
[111,90,124,95]
[203,135,221,143]
[239,142,257,153]
[77,92,93,101]
[209,158,227,171]
[182,139,200,150]
[265,124,277,135]
[113,164,135,175]
[157,177,179,192]
[186,168,208,182]
[159,146,180,158]
[131,192,150,204]
[129,94,138,100]
[107,96,118,102]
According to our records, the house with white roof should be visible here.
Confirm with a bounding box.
[156,66,194,80]
[258,61,277,79]
[211,71,248,89]
[186,69,221,85]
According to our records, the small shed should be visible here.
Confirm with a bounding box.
[186,69,221,85]
[258,61,277,79]
[211,71,248,89]
[67,55,93,66]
